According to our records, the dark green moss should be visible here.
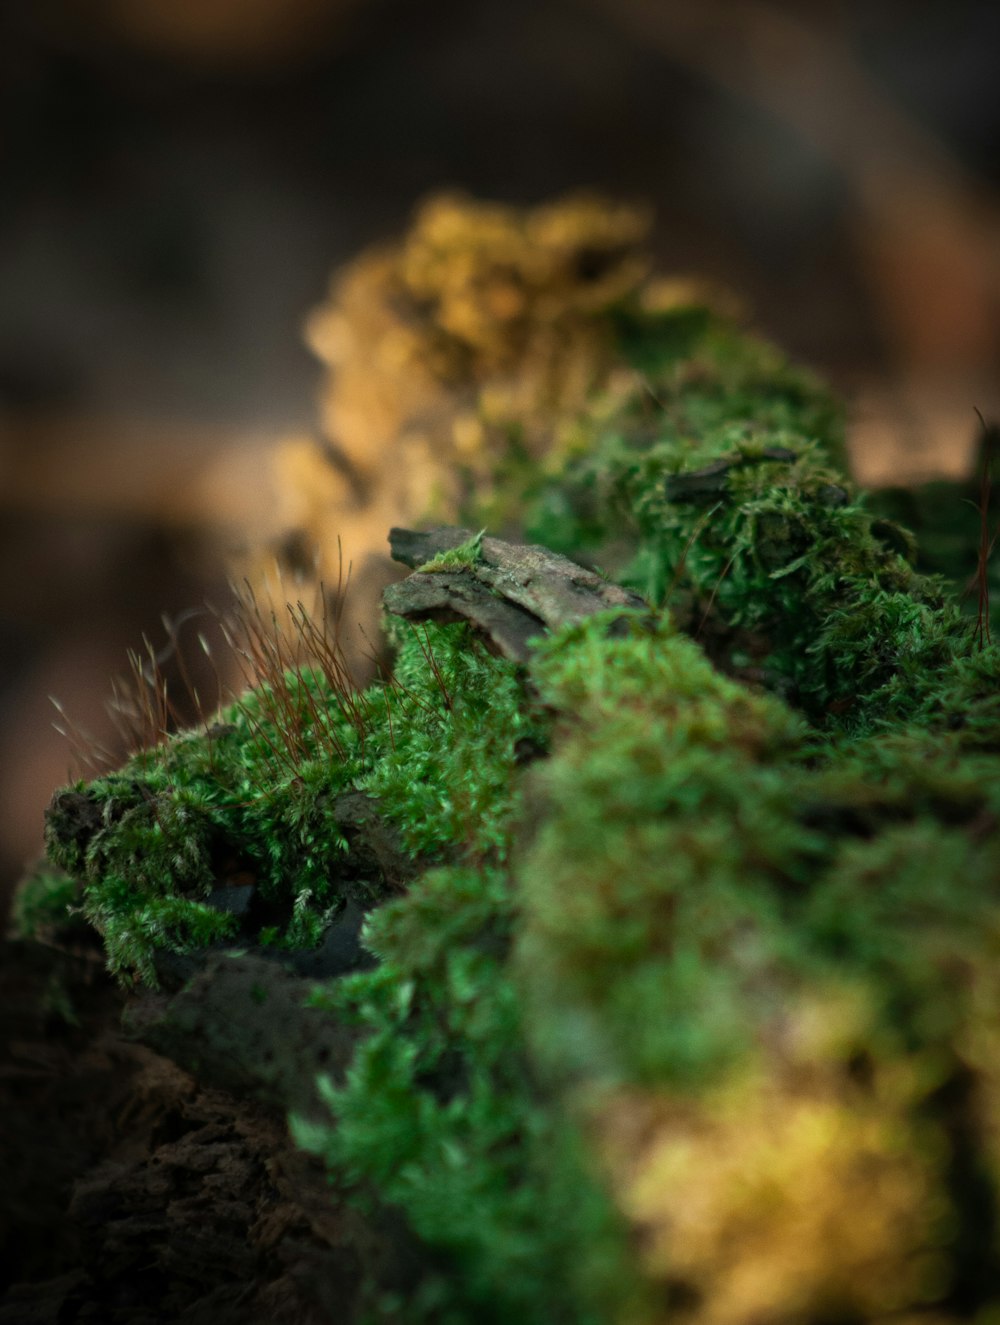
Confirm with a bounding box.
[494,364,961,732]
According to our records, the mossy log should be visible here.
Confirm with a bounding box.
[18,195,1000,1325]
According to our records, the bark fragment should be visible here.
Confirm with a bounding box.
[386,524,646,660]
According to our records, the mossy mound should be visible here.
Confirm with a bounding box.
[32,196,1000,1323]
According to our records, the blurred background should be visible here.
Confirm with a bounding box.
[2,0,999,920]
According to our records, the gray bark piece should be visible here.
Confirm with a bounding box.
[386,526,645,661]
[382,570,545,662]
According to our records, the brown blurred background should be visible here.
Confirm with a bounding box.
[2,0,999,920]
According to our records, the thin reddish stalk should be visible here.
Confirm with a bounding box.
[964,410,998,653]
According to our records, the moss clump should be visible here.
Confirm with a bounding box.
[517,611,1000,1323]
[518,611,811,1090]
[43,619,543,985]
[247,191,664,632]
[415,527,486,574]
[474,320,959,734]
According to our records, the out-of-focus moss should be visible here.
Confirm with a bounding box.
[11,860,84,940]
[516,610,1000,1323]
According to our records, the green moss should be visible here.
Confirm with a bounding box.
[416,528,486,574]
[518,609,1000,1063]
[290,606,1000,1319]
[11,861,83,940]
[504,403,959,733]
[359,621,544,862]
[43,619,543,984]
[452,305,977,739]
[296,865,637,1325]
[517,612,809,1086]
[515,610,1000,1315]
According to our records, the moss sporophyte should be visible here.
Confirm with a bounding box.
[29,195,1000,1324]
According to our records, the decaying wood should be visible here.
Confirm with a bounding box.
[125,952,361,1122]
[0,937,390,1325]
[386,525,646,660]
[383,568,545,662]
[332,790,422,894]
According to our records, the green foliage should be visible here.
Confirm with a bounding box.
[516,608,1000,1316]
[518,610,1000,1077]
[513,420,962,732]
[290,639,626,1321]
[911,642,1000,747]
[519,612,811,1087]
